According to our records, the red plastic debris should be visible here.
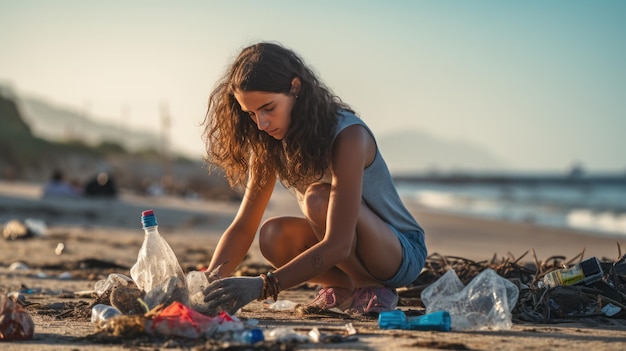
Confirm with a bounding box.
[147,301,242,338]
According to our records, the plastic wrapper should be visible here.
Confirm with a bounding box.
[94,273,135,297]
[421,268,519,331]
[0,296,34,340]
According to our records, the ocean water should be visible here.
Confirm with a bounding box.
[396,179,626,238]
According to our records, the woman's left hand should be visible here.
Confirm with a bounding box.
[203,276,264,315]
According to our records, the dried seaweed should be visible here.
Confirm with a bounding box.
[399,244,626,325]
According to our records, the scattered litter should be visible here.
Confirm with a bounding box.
[35,271,48,278]
[91,304,122,323]
[8,262,28,271]
[265,299,298,311]
[94,273,135,298]
[130,210,186,299]
[400,249,626,326]
[233,328,264,344]
[6,292,26,305]
[2,218,47,240]
[75,290,96,298]
[55,243,65,255]
[421,268,519,330]
[82,210,361,346]
[2,219,33,240]
[146,302,242,338]
[58,272,72,280]
[0,295,34,340]
[185,270,211,313]
[142,276,186,310]
[267,327,310,343]
[307,325,359,343]
[80,209,626,346]
[23,218,47,236]
[18,288,36,295]
[379,310,451,331]
[110,286,147,315]
[542,256,603,288]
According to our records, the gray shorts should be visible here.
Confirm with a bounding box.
[382,227,427,288]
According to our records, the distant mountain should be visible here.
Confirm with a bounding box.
[377,129,508,174]
[17,96,162,153]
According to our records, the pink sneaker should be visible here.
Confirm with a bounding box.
[351,286,398,314]
[306,287,354,311]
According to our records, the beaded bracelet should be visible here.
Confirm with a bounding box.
[258,271,281,301]
[267,272,280,300]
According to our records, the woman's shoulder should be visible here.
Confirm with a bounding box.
[337,109,365,127]
[336,109,370,135]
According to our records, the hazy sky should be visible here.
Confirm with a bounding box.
[1,1,624,172]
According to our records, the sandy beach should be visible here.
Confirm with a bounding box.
[1,179,625,351]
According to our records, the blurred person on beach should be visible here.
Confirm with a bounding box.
[201,42,426,315]
[83,172,117,198]
[42,169,80,198]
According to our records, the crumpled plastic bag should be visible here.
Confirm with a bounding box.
[186,270,212,313]
[0,296,35,340]
[94,273,136,297]
[145,302,243,338]
[421,269,519,331]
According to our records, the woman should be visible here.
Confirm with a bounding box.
[201,42,426,315]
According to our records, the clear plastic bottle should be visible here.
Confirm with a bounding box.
[130,210,186,305]
[90,304,122,323]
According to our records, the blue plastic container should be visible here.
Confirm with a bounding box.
[378,310,451,332]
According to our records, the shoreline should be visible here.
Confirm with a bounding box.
[410,205,624,262]
[2,179,623,265]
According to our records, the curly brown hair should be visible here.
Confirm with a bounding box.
[202,42,353,192]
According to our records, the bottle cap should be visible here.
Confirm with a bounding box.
[242,328,265,343]
[141,210,157,228]
[580,257,602,276]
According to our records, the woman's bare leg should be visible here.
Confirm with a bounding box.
[261,182,404,289]
[259,216,355,291]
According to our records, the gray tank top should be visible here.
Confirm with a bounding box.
[290,110,424,235]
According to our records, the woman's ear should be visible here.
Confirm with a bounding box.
[290,77,301,97]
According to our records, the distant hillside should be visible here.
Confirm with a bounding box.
[0,89,101,181]
[0,88,237,200]
[377,129,508,174]
[3,85,507,181]
[18,96,162,153]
